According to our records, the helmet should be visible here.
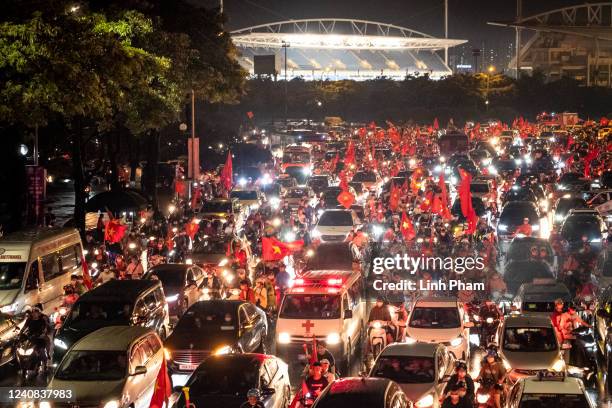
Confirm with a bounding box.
[247,389,261,398]
[455,361,468,371]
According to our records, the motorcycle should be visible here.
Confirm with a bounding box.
[479,317,499,349]
[50,306,70,332]
[475,378,502,408]
[565,326,597,387]
[14,331,49,380]
[368,320,389,359]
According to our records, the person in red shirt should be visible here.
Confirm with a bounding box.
[239,279,256,304]
[514,218,532,237]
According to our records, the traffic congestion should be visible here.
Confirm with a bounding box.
[1,113,612,408]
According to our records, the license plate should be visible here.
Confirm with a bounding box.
[179,364,199,371]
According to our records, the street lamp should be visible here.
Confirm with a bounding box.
[486,65,495,111]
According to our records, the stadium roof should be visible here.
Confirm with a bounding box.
[231,19,467,80]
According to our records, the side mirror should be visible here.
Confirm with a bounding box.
[344,309,353,319]
[261,387,276,397]
[131,365,147,376]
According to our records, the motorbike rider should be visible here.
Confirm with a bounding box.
[320,359,336,382]
[240,389,264,408]
[513,217,532,237]
[62,285,79,307]
[367,297,394,347]
[239,279,256,304]
[253,278,268,310]
[475,350,506,408]
[442,384,471,408]
[315,343,336,375]
[70,274,88,295]
[559,305,591,367]
[394,301,409,342]
[478,299,502,337]
[301,361,329,400]
[550,298,566,342]
[21,305,52,362]
[442,362,475,404]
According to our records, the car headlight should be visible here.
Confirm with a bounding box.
[0,303,17,314]
[531,225,539,231]
[550,358,565,372]
[476,393,490,404]
[164,348,172,360]
[473,315,480,322]
[591,238,601,243]
[166,294,179,302]
[415,394,434,408]
[498,224,507,232]
[53,338,68,350]
[311,229,321,238]
[326,332,341,345]
[278,332,291,344]
[185,258,193,265]
[218,258,229,267]
[449,337,463,347]
[103,401,120,408]
[404,337,417,344]
[213,345,232,355]
[555,214,564,222]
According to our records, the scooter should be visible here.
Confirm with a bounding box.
[565,326,597,387]
[476,378,503,408]
[14,332,49,380]
[479,317,499,348]
[368,320,389,359]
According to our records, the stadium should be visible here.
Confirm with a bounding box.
[231,19,467,80]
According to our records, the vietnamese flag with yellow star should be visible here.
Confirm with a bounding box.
[400,211,416,241]
[262,237,292,261]
[104,218,127,244]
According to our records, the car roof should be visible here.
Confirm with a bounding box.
[72,326,153,351]
[413,297,459,307]
[503,315,554,328]
[327,377,394,395]
[380,342,440,357]
[521,376,585,395]
[149,264,191,272]
[79,280,159,301]
[521,282,569,294]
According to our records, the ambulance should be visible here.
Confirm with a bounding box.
[275,269,365,374]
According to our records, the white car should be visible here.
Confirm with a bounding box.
[509,371,595,408]
[405,297,472,361]
[369,342,455,408]
[312,209,360,242]
[49,326,164,408]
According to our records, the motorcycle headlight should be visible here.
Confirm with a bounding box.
[53,338,68,350]
[550,358,565,372]
[128,242,136,249]
[213,345,232,355]
[218,258,229,267]
[502,359,511,370]
[498,224,508,232]
[326,332,341,345]
[450,337,463,347]
[164,348,172,360]
[415,394,434,408]
[18,347,33,356]
[284,231,296,241]
[278,332,291,344]
[555,214,564,222]
[373,321,382,329]
[486,317,494,324]
[476,393,490,404]
[473,315,480,321]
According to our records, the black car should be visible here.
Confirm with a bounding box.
[501,185,538,206]
[53,280,170,366]
[321,186,357,208]
[561,210,607,250]
[172,354,291,408]
[497,201,541,242]
[0,313,25,369]
[552,196,587,225]
[506,237,555,266]
[504,260,555,295]
[308,175,332,194]
[143,264,205,318]
[313,377,410,408]
[164,300,268,376]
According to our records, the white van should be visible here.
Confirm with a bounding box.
[276,269,365,374]
[0,228,85,314]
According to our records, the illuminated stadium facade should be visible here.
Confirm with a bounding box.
[231,19,467,80]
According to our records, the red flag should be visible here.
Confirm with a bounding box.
[344,141,355,166]
[458,169,478,233]
[600,117,609,126]
[389,183,401,212]
[185,220,199,240]
[246,111,254,119]
[174,180,187,197]
[220,151,233,190]
[438,174,453,220]
[400,211,416,241]
[104,219,127,244]
[80,256,92,289]
[148,357,172,408]
[285,240,305,252]
[337,190,355,209]
[584,147,600,178]
[191,186,202,209]
[262,237,291,261]
[339,171,349,192]
[433,118,439,130]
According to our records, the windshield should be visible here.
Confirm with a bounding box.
[555,198,586,216]
[0,262,26,290]
[55,350,127,381]
[230,191,258,200]
[521,301,557,313]
[503,327,557,352]
[283,152,310,164]
[318,211,353,227]
[371,356,435,384]
[352,172,377,182]
[144,268,183,289]
[518,393,590,408]
[409,307,460,329]
[174,305,237,334]
[64,301,132,328]
[470,184,490,193]
[562,217,601,240]
[279,294,340,319]
[188,358,259,395]
[499,206,538,226]
[201,201,231,213]
[193,240,228,255]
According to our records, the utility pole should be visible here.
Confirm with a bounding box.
[220,0,223,14]
[515,0,522,79]
[189,89,196,199]
[444,0,449,67]
[282,41,290,126]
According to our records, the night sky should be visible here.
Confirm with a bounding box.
[196,0,588,58]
